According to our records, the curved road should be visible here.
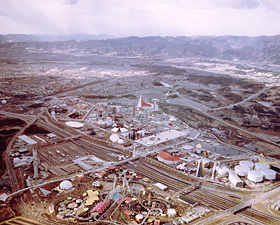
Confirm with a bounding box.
[209,86,273,111]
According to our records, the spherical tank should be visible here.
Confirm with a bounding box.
[196,144,202,150]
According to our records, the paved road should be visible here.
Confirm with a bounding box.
[167,96,209,113]
[3,109,46,192]
[209,86,273,111]
[161,91,280,148]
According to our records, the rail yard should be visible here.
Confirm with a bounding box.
[1,86,280,225]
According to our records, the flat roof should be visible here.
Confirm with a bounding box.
[65,121,84,128]
[135,129,187,147]
[178,195,198,207]
[18,135,37,145]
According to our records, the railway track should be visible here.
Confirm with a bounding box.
[126,162,280,224]
[3,111,280,224]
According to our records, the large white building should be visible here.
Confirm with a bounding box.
[228,170,243,187]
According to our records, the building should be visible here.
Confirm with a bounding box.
[228,170,243,187]
[137,95,153,109]
[157,150,179,165]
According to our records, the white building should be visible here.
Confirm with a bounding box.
[228,170,243,187]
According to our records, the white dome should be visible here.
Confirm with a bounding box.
[110,133,119,143]
[65,121,84,128]
[260,169,276,180]
[218,166,229,178]
[239,161,254,170]
[255,162,270,171]
[247,170,264,183]
[196,144,202,150]
[235,165,250,177]
[60,180,73,190]
[118,139,124,144]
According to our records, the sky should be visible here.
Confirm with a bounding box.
[0,0,280,37]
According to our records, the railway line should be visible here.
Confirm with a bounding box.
[126,162,280,224]
[2,111,280,224]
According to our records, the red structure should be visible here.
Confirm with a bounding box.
[157,150,179,164]
[137,95,153,109]
[90,201,110,214]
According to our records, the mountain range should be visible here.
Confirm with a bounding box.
[0,34,280,64]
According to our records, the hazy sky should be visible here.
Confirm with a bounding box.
[0,0,280,36]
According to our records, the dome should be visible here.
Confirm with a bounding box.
[255,162,270,171]
[239,161,254,170]
[235,165,250,177]
[110,133,119,143]
[260,169,276,180]
[59,180,73,190]
[218,166,229,178]
[247,170,263,183]
[65,121,84,128]
[196,144,202,150]
[118,139,124,144]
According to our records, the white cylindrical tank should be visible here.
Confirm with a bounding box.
[135,214,143,222]
[247,170,264,183]
[235,165,250,177]
[239,161,254,170]
[260,169,276,180]
[218,166,228,178]
[255,162,270,171]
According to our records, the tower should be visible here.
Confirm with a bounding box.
[195,159,204,177]
[32,146,39,179]
[132,103,136,117]
[133,146,137,157]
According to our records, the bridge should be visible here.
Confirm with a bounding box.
[177,182,202,195]
[228,201,252,214]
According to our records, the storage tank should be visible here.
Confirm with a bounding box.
[260,168,276,180]
[235,165,250,177]
[135,214,143,222]
[247,170,264,182]
[239,161,254,170]
[255,162,270,171]
[218,166,228,178]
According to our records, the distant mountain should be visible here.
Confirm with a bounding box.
[0,34,116,43]
[1,35,280,64]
